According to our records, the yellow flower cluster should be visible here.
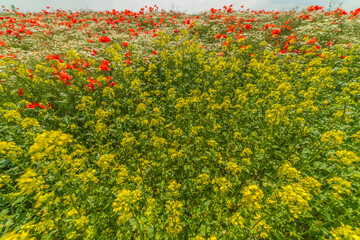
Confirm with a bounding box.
[330,224,360,240]
[112,189,141,223]
[165,200,183,236]
[1,231,35,240]
[29,130,73,161]
[16,168,46,195]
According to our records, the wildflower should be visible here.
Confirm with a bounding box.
[270,184,312,218]
[1,231,35,240]
[3,110,21,122]
[331,150,359,165]
[113,189,141,223]
[18,88,24,96]
[99,60,110,71]
[278,163,301,179]
[165,200,183,235]
[98,36,111,43]
[244,24,251,29]
[330,223,360,240]
[212,177,232,193]
[229,212,245,227]
[29,130,73,161]
[307,38,317,45]
[25,102,46,109]
[242,185,263,210]
[21,117,40,129]
[320,130,346,146]
[0,174,12,189]
[272,29,280,37]
[327,177,351,199]
[122,42,129,47]
[16,168,45,195]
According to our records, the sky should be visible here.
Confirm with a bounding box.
[1,0,358,13]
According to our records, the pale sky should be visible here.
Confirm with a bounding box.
[1,0,358,13]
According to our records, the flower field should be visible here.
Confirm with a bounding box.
[1,4,360,239]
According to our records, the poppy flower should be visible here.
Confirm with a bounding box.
[26,102,36,108]
[272,29,281,37]
[98,36,111,43]
[47,103,54,110]
[107,81,116,87]
[99,60,111,71]
[307,38,317,45]
[124,59,132,65]
[18,88,24,96]
[26,102,46,109]
[122,42,129,47]
[45,54,62,62]
[55,70,72,85]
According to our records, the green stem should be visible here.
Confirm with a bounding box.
[54,156,82,217]
[131,208,144,240]
[0,191,36,215]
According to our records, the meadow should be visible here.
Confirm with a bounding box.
[0,4,360,239]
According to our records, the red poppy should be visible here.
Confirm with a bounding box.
[272,29,281,36]
[59,71,72,85]
[18,88,24,96]
[122,42,129,47]
[26,102,36,108]
[36,102,47,109]
[107,81,116,87]
[99,60,111,71]
[98,36,111,43]
[45,54,62,62]
[47,103,54,110]
[26,102,46,109]
[307,38,317,45]
[124,59,132,65]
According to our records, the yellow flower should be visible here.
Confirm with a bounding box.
[330,223,360,240]
[16,168,45,195]
[278,163,301,179]
[3,110,22,122]
[229,212,245,227]
[320,130,346,146]
[113,189,141,223]
[165,200,183,236]
[331,150,359,165]
[1,231,35,240]
[21,118,40,129]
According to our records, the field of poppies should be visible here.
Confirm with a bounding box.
[0,4,360,239]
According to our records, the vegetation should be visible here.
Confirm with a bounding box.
[0,4,360,239]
